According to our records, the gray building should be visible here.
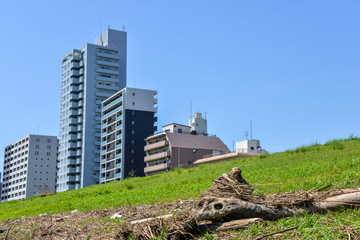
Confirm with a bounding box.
[1,135,58,202]
[100,87,158,183]
[57,28,127,192]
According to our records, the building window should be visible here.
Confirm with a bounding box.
[35,145,39,149]
[35,152,39,155]
[132,102,135,105]
[35,138,40,142]
[47,146,51,150]
[47,139,51,143]
[178,129,183,133]
[46,152,51,156]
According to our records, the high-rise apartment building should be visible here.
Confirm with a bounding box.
[1,135,58,202]
[57,29,127,192]
[100,87,157,183]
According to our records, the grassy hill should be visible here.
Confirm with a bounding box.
[1,137,360,234]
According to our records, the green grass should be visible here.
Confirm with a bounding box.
[1,138,360,228]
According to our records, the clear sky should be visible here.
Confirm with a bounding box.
[0,1,359,169]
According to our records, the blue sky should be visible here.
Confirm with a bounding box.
[0,1,359,168]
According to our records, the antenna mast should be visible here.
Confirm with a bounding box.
[250,120,253,140]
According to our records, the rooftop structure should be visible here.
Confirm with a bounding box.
[236,140,267,154]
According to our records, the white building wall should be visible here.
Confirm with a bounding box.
[1,135,58,202]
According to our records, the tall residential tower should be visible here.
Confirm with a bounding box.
[100,88,158,183]
[57,29,127,192]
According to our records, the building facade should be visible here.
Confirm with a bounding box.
[100,87,157,183]
[236,140,267,154]
[1,135,58,202]
[57,28,127,192]
[144,124,230,175]
[189,112,207,135]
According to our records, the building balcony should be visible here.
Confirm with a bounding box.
[101,131,107,137]
[69,134,77,141]
[78,101,84,107]
[96,83,119,91]
[106,173,115,180]
[115,162,121,168]
[96,60,120,67]
[144,151,170,162]
[144,163,170,174]
[96,92,113,98]
[69,110,78,116]
[115,172,121,178]
[70,86,79,92]
[116,134,122,140]
[100,177,106,182]
[70,70,80,76]
[96,76,119,83]
[70,102,78,108]
[69,142,77,148]
[144,140,169,152]
[103,98,122,112]
[66,176,76,182]
[69,78,79,85]
[69,126,78,132]
[116,153,122,159]
[102,106,121,119]
[96,68,119,75]
[96,52,119,60]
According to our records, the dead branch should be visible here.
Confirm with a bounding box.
[253,226,296,240]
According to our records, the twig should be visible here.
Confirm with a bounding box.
[46,224,53,229]
[126,198,132,207]
[316,184,333,192]
[238,183,283,186]
[148,225,154,238]
[253,226,296,240]
[5,226,12,240]
[342,218,360,226]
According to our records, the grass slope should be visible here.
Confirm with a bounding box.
[1,138,360,224]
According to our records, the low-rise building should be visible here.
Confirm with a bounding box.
[1,135,58,202]
[144,124,230,175]
[236,140,267,154]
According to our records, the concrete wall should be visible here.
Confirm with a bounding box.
[169,147,213,169]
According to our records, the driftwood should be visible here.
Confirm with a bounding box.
[120,167,360,239]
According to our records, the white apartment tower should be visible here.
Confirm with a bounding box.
[57,29,127,192]
[1,135,58,202]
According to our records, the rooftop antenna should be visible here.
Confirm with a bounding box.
[108,24,110,29]
[232,140,235,152]
[244,131,249,140]
[190,100,192,120]
[204,112,207,120]
[250,120,253,140]
[100,18,103,46]
[122,25,126,31]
